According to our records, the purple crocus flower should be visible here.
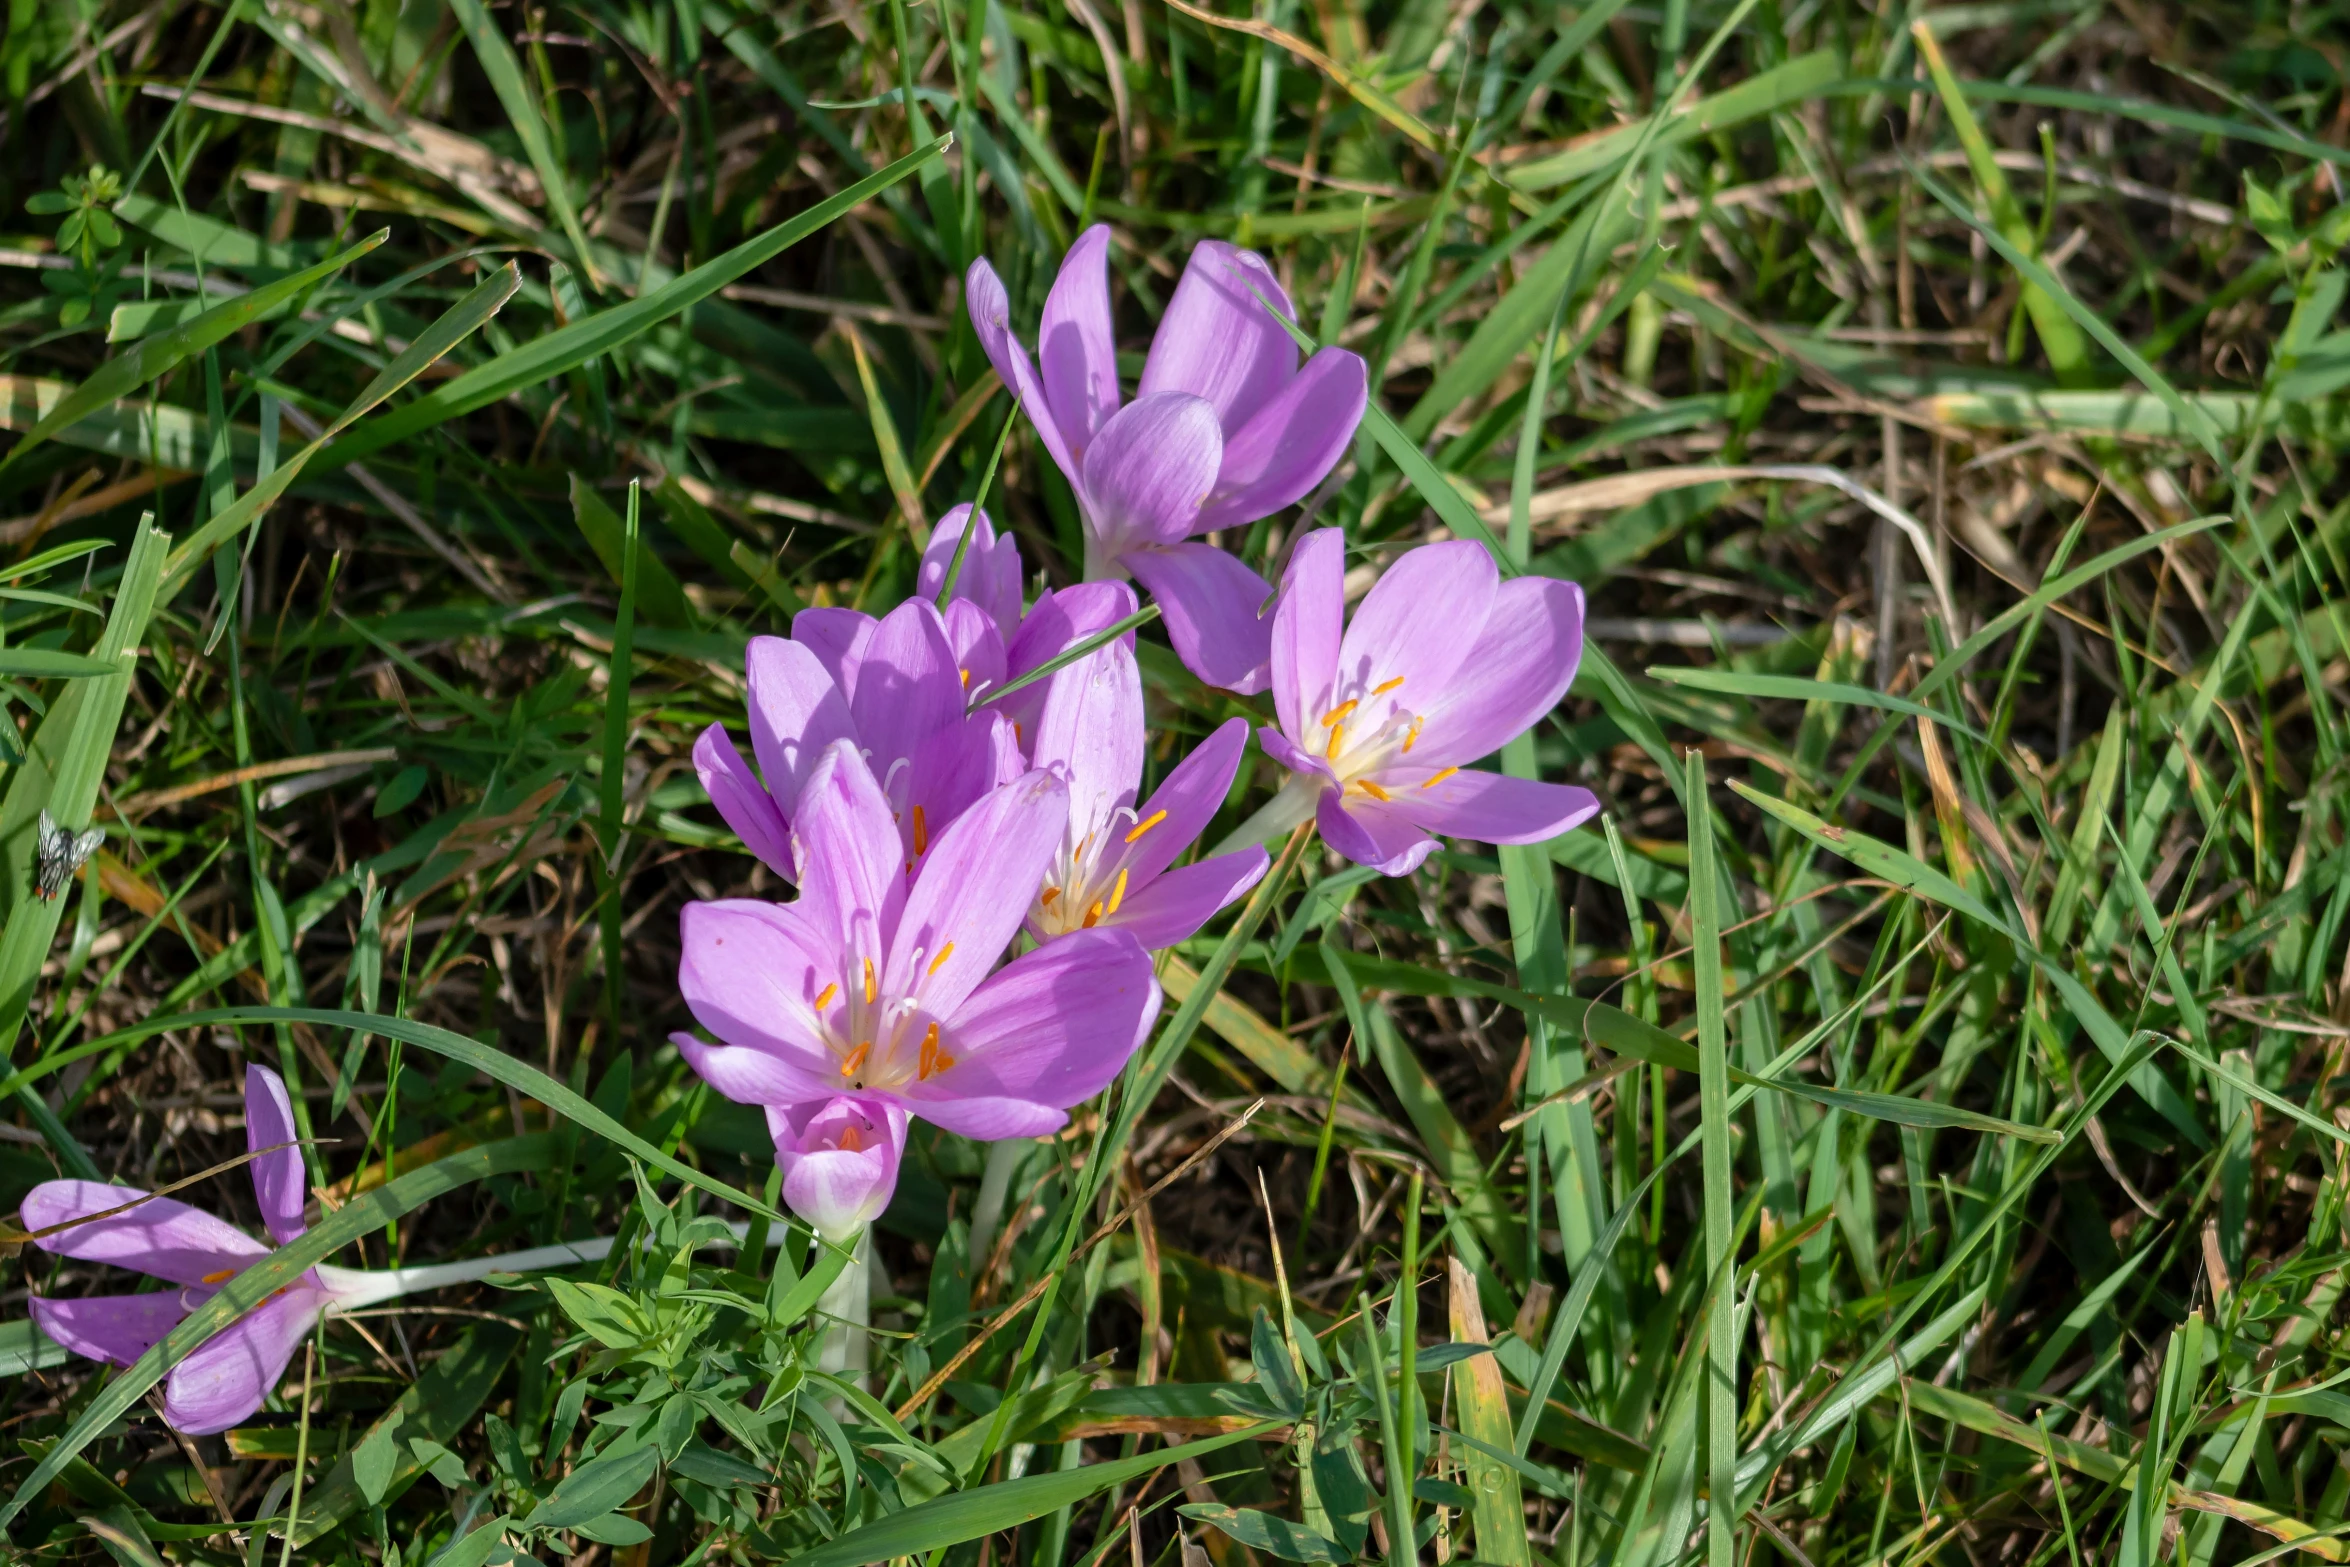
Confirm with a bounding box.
[1255,530,1599,877]
[918,504,1025,643]
[766,1097,908,1240]
[967,226,1367,695]
[673,739,1162,1140]
[1025,617,1268,947]
[694,597,1021,881]
[22,1065,358,1435]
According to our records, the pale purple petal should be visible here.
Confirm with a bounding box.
[1123,542,1274,695]
[746,635,855,817]
[1411,578,1587,766]
[789,742,909,950]
[21,1182,268,1286]
[1039,225,1122,461]
[1082,393,1223,557]
[902,717,1021,867]
[789,607,874,693]
[920,506,1025,638]
[1196,348,1367,534]
[919,929,1160,1113]
[675,1034,840,1106]
[1333,540,1497,720]
[1116,717,1251,885]
[162,1284,328,1435]
[677,901,836,1070]
[244,1066,306,1247]
[1258,725,1334,784]
[694,725,794,879]
[887,1094,1067,1140]
[1136,241,1298,435]
[849,600,966,781]
[967,256,1079,484]
[1317,790,1436,877]
[943,598,1008,702]
[1388,769,1601,846]
[1109,849,1270,950]
[1029,629,1143,847]
[1270,528,1345,739]
[886,769,1069,1019]
[770,1098,907,1240]
[30,1292,190,1367]
[1001,581,1138,753]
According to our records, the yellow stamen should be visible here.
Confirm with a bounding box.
[1106,867,1129,916]
[934,1050,956,1074]
[919,1022,942,1078]
[1040,886,1061,906]
[1083,900,1105,928]
[1320,700,1358,727]
[814,983,838,1011]
[959,668,971,689]
[1325,724,1345,761]
[840,1124,864,1152]
[1403,715,1424,753]
[912,805,929,856]
[929,943,955,976]
[1373,677,1405,695]
[1076,832,1092,862]
[862,958,877,1005]
[201,1269,236,1285]
[1355,779,1392,801]
[839,1042,870,1078]
[1422,767,1459,789]
[1124,809,1168,843]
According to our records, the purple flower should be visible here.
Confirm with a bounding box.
[918,505,1025,643]
[766,1097,908,1240]
[694,597,1021,881]
[1025,616,1268,947]
[967,226,1367,695]
[673,739,1162,1140]
[1258,530,1599,877]
[22,1066,356,1435]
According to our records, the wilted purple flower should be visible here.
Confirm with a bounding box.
[766,1097,908,1240]
[967,226,1367,695]
[674,739,1162,1140]
[23,1066,358,1435]
[918,505,1025,643]
[695,598,1021,881]
[1025,618,1267,947]
[1258,530,1599,877]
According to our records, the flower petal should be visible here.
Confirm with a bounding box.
[789,742,909,953]
[789,607,873,693]
[886,769,1068,1019]
[921,928,1160,1110]
[902,715,1023,866]
[1270,529,1345,740]
[1030,625,1143,848]
[675,1034,839,1106]
[1388,768,1601,846]
[21,1181,268,1286]
[772,1098,907,1240]
[920,505,1025,639]
[694,724,795,879]
[677,900,836,1070]
[1136,241,1298,435]
[967,256,1079,483]
[1039,225,1122,461]
[1116,717,1251,885]
[1123,542,1274,695]
[1108,848,1270,950]
[1196,348,1367,534]
[943,598,1008,702]
[886,1094,1067,1140]
[1082,393,1223,557]
[849,600,966,783]
[746,635,855,818]
[162,1284,328,1435]
[1413,577,1587,766]
[1001,581,1138,755]
[1334,540,1497,720]
[1258,724,1335,784]
[244,1066,306,1247]
[1316,789,1437,877]
[30,1291,189,1367]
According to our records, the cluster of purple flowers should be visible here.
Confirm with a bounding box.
[685,233,1597,1239]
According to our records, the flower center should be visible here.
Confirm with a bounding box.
[1033,803,1159,936]
[813,935,961,1089]
[1315,675,1423,792]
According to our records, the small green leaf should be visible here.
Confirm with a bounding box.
[353,1407,404,1505]
[1179,1504,1351,1564]
[530,1444,660,1530]
[569,1513,654,1547]
[545,1277,653,1349]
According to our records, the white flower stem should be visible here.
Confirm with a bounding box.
[966,1138,1025,1269]
[1208,774,1321,860]
[815,1228,871,1395]
[316,1222,789,1312]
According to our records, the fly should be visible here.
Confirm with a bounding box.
[33,810,102,901]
